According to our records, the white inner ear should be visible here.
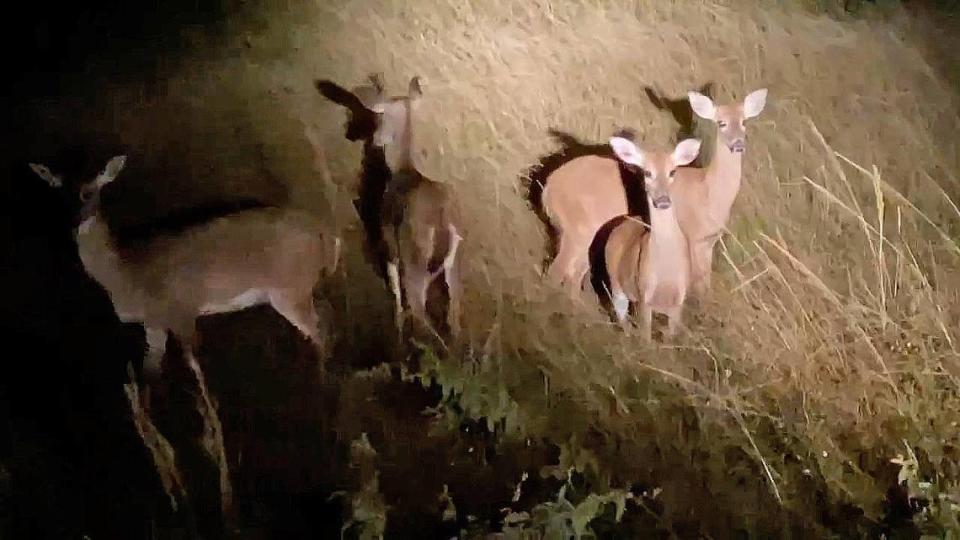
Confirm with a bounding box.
[743,88,768,119]
[95,155,127,187]
[672,139,702,166]
[609,137,644,167]
[688,92,716,121]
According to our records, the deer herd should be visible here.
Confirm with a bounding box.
[25,72,768,518]
[26,72,771,396]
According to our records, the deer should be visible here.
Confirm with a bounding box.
[541,87,768,298]
[541,148,631,297]
[672,88,768,296]
[315,75,463,340]
[602,136,702,339]
[28,156,340,390]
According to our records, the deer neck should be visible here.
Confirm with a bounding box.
[384,115,416,174]
[647,204,684,254]
[704,134,743,223]
[76,216,128,296]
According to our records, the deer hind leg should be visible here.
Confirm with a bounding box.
[610,288,630,326]
[269,292,327,363]
[568,256,590,298]
[547,233,575,285]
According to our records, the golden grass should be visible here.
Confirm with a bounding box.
[29,0,960,535]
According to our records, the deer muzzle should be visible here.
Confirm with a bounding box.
[651,195,672,210]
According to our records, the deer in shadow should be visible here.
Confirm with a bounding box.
[315,75,463,342]
[28,153,340,529]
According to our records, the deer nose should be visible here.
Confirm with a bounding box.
[651,195,672,210]
[729,139,746,153]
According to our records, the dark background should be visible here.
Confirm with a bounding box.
[1,2,240,538]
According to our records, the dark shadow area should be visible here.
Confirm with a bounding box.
[522,128,648,268]
[0,160,183,539]
[3,0,238,103]
[643,82,714,167]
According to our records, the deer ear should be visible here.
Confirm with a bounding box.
[408,76,423,110]
[95,155,127,187]
[610,137,644,168]
[688,91,716,121]
[369,73,385,94]
[672,139,702,166]
[408,76,422,99]
[743,88,768,119]
[29,163,63,188]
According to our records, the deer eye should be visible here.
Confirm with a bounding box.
[642,170,653,179]
[718,120,728,128]
[669,170,676,178]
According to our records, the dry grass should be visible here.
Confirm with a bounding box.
[29,0,960,535]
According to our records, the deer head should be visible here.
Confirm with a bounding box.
[688,88,768,154]
[609,137,701,210]
[315,74,385,142]
[29,155,127,225]
[366,76,422,149]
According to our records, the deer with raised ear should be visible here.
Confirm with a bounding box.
[27,156,340,389]
[603,136,702,339]
[314,75,463,340]
[671,88,768,296]
[541,88,768,299]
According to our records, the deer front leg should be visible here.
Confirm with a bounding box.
[402,265,432,331]
[141,327,168,411]
[700,242,716,292]
[443,225,464,339]
[665,305,684,339]
[639,303,653,342]
[143,327,167,381]
[169,320,234,533]
[181,350,233,526]
[689,242,712,297]
[387,261,404,334]
[270,292,328,364]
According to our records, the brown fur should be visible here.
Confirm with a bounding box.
[542,155,629,296]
